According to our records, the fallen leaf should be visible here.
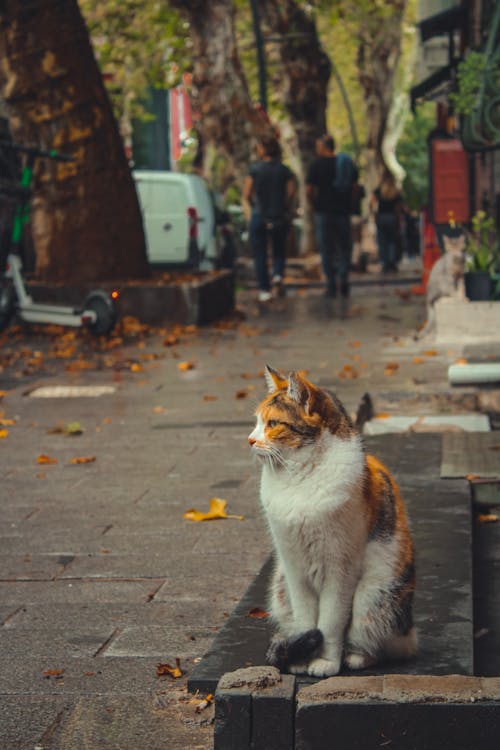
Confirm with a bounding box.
[423,350,439,357]
[412,357,425,365]
[375,413,391,420]
[69,456,96,465]
[43,668,65,678]
[156,658,182,678]
[337,364,359,380]
[130,363,143,373]
[0,429,8,439]
[349,340,361,348]
[203,395,218,401]
[178,361,195,371]
[384,362,399,376]
[466,474,480,481]
[163,334,179,347]
[455,358,468,365]
[37,454,58,465]
[36,472,47,479]
[0,418,15,426]
[488,445,500,451]
[247,607,270,619]
[183,497,244,522]
[0,391,6,399]
[153,406,166,414]
[478,514,499,523]
[235,389,249,399]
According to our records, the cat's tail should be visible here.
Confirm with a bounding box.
[266,629,323,671]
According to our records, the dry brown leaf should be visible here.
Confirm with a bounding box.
[478,514,499,524]
[43,668,65,678]
[412,357,425,365]
[130,363,143,373]
[156,658,182,678]
[178,361,195,372]
[0,429,8,439]
[0,418,15,426]
[247,607,270,619]
[69,456,96,465]
[338,364,359,380]
[37,454,58,465]
[163,334,179,347]
[349,340,361,348]
[203,395,218,401]
[455,358,468,365]
[235,389,249,399]
[423,350,439,357]
[466,474,480,481]
[183,497,244,522]
[375,413,391,420]
[488,445,500,452]
[384,362,399,376]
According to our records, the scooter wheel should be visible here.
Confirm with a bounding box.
[0,282,16,331]
[83,290,118,335]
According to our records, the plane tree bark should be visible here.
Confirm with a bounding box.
[0,0,148,283]
[169,0,271,187]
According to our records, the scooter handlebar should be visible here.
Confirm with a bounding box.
[0,139,74,162]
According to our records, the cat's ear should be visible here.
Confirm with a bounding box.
[265,365,287,393]
[287,371,311,412]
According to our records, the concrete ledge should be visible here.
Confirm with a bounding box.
[435,298,500,345]
[27,269,235,326]
[215,667,295,750]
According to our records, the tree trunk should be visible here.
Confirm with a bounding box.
[169,0,270,188]
[0,0,149,283]
[356,1,406,195]
[256,0,331,252]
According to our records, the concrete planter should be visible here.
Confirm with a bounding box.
[27,269,235,327]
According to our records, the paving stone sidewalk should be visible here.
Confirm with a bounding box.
[0,282,496,749]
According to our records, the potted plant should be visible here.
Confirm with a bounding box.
[464,210,499,300]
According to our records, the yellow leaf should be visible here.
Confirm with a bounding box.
[478,514,499,524]
[69,456,96,465]
[156,658,182,678]
[423,350,438,357]
[412,357,425,365]
[130,363,142,372]
[0,418,15,426]
[0,429,9,439]
[178,361,195,372]
[384,362,399,376]
[37,455,58,465]
[183,497,244,522]
[455,357,468,365]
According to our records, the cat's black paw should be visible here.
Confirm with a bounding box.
[266,629,324,671]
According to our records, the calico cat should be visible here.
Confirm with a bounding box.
[416,233,466,339]
[248,366,416,677]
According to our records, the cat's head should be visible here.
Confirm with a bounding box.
[442,233,466,255]
[248,366,354,467]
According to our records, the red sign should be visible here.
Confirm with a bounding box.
[431,138,469,224]
[169,85,193,163]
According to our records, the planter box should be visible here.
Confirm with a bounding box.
[434,298,500,345]
[27,269,235,326]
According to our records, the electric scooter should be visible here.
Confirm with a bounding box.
[0,140,118,335]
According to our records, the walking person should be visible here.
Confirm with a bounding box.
[243,134,296,302]
[306,134,357,314]
[370,172,403,273]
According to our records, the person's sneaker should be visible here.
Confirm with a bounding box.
[271,275,282,285]
[258,290,272,302]
[272,275,286,298]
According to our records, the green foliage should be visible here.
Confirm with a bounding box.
[396,104,434,211]
[449,52,486,115]
[465,210,499,273]
[79,0,189,126]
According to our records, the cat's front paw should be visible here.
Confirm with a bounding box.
[305,657,341,677]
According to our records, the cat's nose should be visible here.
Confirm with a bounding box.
[248,436,256,446]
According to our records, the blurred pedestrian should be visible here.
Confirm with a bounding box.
[370,172,403,272]
[242,134,296,302]
[306,134,357,312]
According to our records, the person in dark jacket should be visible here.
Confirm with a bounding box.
[243,135,296,302]
[370,172,403,272]
[306,134,356,311]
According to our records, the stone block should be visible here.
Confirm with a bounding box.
[435,298,500,345]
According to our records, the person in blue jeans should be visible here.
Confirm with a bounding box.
[306,134,355,312]
[243,134,296,302]
[370,173,403,272]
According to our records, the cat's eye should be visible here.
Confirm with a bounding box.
[267,419,279,428]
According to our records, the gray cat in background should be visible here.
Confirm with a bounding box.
[416,233,466,339]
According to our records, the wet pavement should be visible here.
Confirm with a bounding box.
[0,276,498,749]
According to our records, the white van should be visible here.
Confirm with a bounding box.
[133,171,218,269]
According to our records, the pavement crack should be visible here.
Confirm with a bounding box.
[36,707,67,745]
[146,580,166,603]
[93,627,121,657]
[133,489,150,505]
[101,523,113,535]
[52,555,75,581]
